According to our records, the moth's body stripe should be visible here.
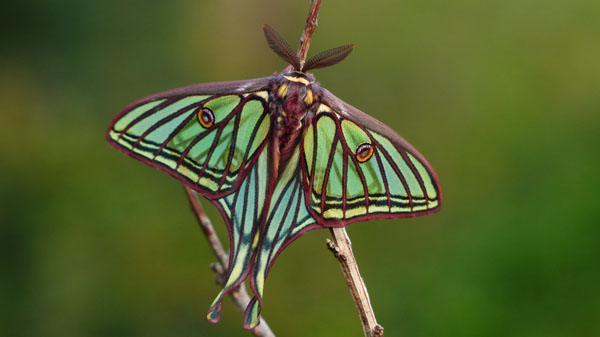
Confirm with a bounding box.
[283,75,311,85]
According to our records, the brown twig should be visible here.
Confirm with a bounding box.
[185,185,383,337]
[297,2,385,335]
[327,228,384,337]
[297,0,322,69]
[184,186,276,337]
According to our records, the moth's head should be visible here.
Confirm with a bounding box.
[274,72,319,116]
[262,24,355,73]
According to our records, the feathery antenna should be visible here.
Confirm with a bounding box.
[263,24,301,71]
[262,0,354,72]
[303,44,355,71]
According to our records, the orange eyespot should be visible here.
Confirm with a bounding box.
[356,143,374,162]
[198,107,214,128]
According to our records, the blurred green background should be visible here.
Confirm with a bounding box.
[2,0,599,336]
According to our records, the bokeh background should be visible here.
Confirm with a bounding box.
[2,0,599,336]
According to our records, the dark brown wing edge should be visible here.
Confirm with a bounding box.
[112,76,274,116]
[320,87,442,215]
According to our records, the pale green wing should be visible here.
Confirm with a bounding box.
[205,146,319,330]
[107,84,271,199]
[243,145,319,329]
[302,98,441,226]
[205,149,268,324]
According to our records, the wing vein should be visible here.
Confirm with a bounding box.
[218,102,243,190]
[320,135,339,218]
[240,104,268,169]
[334,115,369,217]
[342,150,348,219]
[131,103,198,152]
[375,143,413,211]
[152,109,197,159]
[398,150,430,207]
[264,176,297,269]
[117,99,173,142]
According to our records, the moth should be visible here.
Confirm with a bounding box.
[107,24,441,329]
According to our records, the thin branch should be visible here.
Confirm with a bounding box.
[300,1,383,335]
[184,186,276,337]
[297,0,322,69]
[327,228,384,337]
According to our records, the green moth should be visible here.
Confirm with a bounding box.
[107,23,441,330]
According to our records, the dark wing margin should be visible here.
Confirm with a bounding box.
[300,88,442,227]
[111,77,273,112]
[106,77,274,199]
